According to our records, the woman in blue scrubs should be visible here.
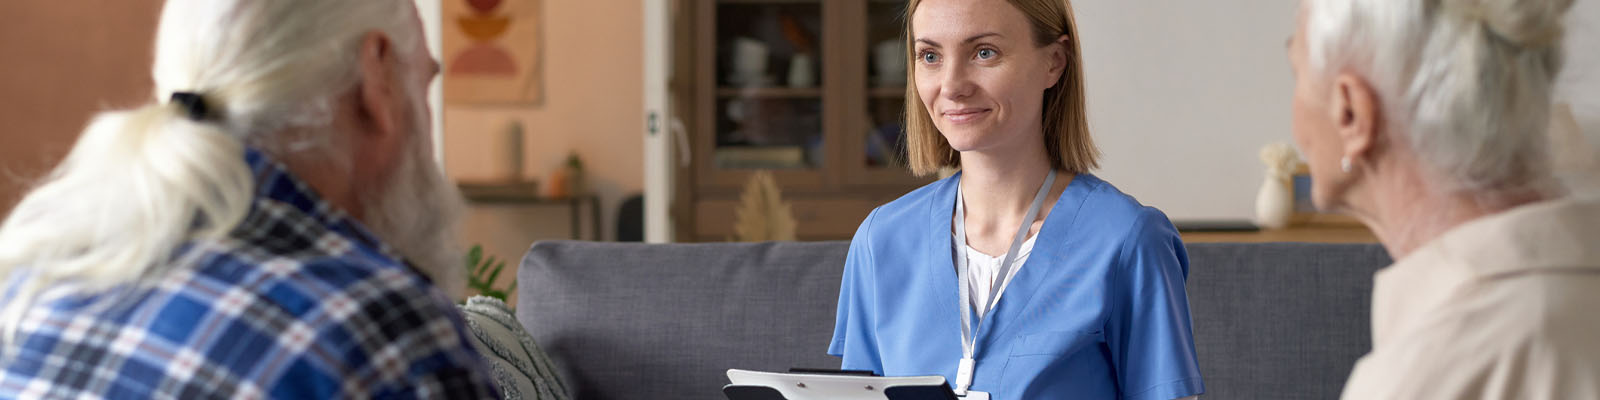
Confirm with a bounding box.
[828,0,1204,399]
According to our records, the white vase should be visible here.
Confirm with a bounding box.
[1255,176,1294,229]
[874,40,906,86]
[503,120,524,182]
[787,54,815,88]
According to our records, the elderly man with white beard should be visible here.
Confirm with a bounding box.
[0,0,497,398]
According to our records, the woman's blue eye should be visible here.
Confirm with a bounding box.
[921,51,940,64]
[976,49,997,59]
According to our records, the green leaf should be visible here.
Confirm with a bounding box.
[465,246,483,270]
[486,261,505,286]
[460,244,518,306]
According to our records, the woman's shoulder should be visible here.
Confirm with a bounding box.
[848,175,955,244]
[863,174,956,225]
[1072,174,1181,246]
[1068,176,1188,283]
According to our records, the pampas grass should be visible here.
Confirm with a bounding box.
[732,171,797,242]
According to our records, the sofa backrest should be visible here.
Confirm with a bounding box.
[517,241,1390,400]
[1184,243,1390,399]
[518,241,848,400]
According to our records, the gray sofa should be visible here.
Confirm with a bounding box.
[517,241,1392,399]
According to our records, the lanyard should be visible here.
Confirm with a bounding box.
[951,169,1056,395]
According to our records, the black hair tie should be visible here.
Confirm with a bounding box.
[170,92,210,121]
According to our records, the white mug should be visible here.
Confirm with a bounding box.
[732,37,770,86]
[874,40,906,86]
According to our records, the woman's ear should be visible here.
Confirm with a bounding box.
[1045,35,1071,89]
[1332,73,1381,168]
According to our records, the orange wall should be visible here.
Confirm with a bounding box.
[444,0,643,255]
[0,0,639,265]
[0,1,163,215]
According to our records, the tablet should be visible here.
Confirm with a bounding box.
[724,369,958,400]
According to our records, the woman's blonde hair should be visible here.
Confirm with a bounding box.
[903,0,1098,176]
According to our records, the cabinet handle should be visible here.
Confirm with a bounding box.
[671,118,691,168]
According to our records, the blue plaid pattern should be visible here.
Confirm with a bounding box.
[0,149,499,399]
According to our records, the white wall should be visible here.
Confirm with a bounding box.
[1560,0,1600,145]
[1075,1,1599,222]
[1074,1,1299,221]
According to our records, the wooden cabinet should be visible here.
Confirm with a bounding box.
[671,0,933,242]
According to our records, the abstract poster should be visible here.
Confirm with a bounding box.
[443,0,544,105]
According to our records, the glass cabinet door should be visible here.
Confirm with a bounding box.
[844,0,928,186]
[691,0,925,190]
[678,0,934,241]
[864,0,909,171]
[708,2,825,174]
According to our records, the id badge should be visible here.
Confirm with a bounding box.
[958,391,990,400]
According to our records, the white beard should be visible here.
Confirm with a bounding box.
[358,108,467,299]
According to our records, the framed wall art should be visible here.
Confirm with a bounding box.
[442,0,544,105]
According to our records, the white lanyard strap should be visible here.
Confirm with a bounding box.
[952,169,1055,393]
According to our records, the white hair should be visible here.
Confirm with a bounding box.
[362,76,468,302]
[1304,0,1573,194]
[0,0,423,334]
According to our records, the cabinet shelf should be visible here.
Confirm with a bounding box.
[715,87,824,98]
[869,87,906,98]
[717,0,821,4]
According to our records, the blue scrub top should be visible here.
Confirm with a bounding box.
[829,173,1204,400]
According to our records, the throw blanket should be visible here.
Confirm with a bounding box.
[459,296,572,400]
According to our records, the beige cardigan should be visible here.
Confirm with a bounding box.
[1341,199,1600,399]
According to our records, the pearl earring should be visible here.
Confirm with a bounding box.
[1340,157,1353,173]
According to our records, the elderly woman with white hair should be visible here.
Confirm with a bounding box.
[1287,0,1600,398]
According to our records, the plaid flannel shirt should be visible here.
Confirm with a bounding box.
[0,149,499,399]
